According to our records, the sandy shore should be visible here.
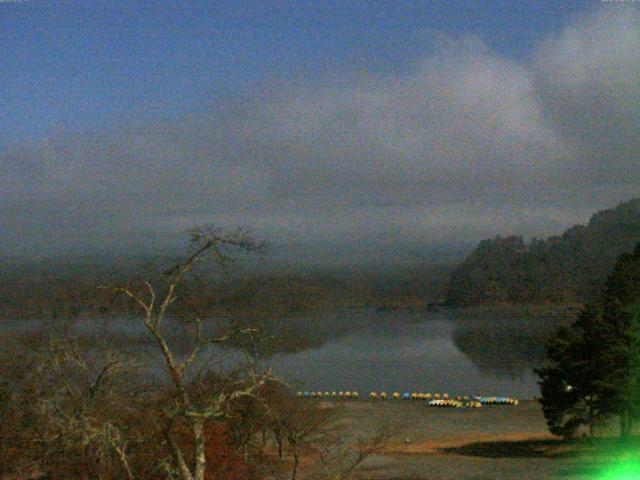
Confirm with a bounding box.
[305,399,586,480]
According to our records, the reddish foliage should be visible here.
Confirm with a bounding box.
[203,423,252,480]
[170,420,253,480]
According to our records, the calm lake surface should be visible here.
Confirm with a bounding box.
[2,308,563,399]
[260,308,560,399]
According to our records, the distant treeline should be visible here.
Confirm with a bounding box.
[0,263,452,320]
[8,199,638,315]
[446,198,640,306]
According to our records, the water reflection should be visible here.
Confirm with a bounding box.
[451,317,555,379]
[263,309,562,398]
[0,308,565,398]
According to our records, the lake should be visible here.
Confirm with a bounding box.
[1,307,565,399]
[260,308,561,399]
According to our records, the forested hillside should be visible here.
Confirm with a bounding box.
[445,198,640,305]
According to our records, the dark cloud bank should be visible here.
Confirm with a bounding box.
[2,8,639,266]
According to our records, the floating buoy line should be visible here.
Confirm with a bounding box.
[295,391,519,408]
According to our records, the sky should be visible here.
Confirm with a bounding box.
[1,0,639,265]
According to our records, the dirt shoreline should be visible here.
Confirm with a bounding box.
[305,399,586,480]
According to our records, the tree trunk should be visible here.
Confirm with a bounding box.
[193,418,206,480]
[274,431,283,459]
[620,409,631,440]
[165,430,194,480]
[291,445,299,480]
[586,403,594,438]
[113,444,135,480]
[625,412,631,439]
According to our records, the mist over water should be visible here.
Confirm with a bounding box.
[262,309,557,398]
[2,308,560,398]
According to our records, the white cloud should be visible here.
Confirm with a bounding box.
[2,7,639,260]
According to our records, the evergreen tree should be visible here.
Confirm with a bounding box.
[536,305,604,437]
[537,244,640,438]
[597,244,640,437]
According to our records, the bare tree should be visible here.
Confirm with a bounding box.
[0,326,156,480]
[102,227,277,480]
[3,227,356,480]
[284,402,339,480]
[35,338,142,479]
[310,419,403,480]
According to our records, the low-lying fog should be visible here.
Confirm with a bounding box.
[2,307,565,398]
